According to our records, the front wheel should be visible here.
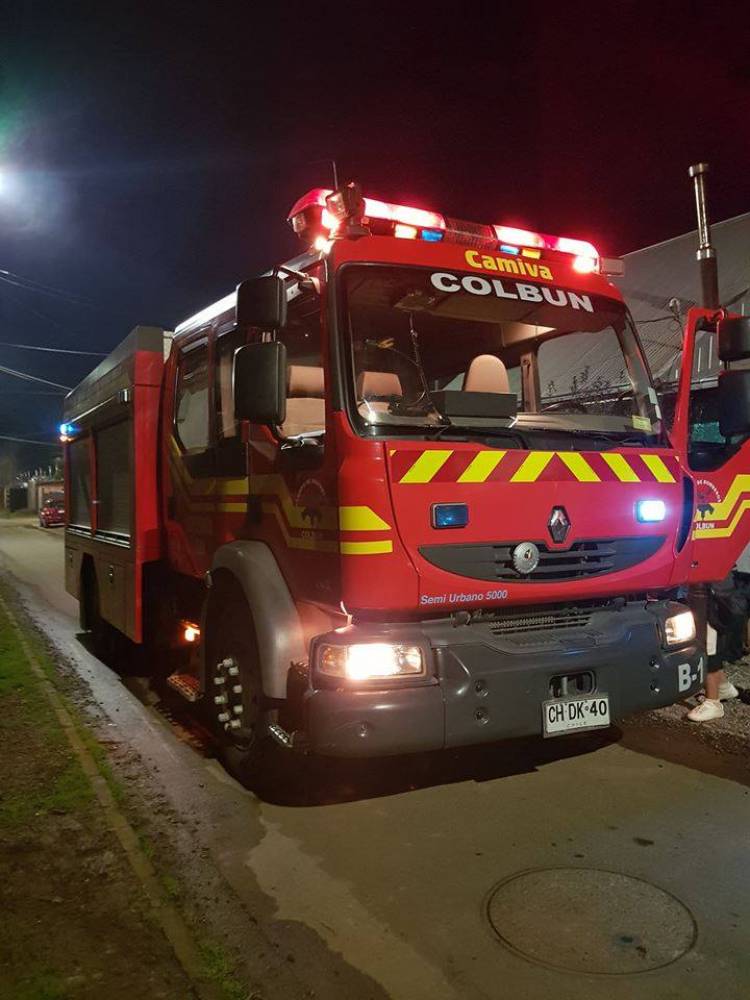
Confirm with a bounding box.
[204,589,270,784]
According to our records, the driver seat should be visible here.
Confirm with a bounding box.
[463,354,510,394]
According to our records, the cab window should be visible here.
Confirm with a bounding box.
[175,342,210,458]
[277,286,324,440]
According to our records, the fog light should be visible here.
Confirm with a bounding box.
[318,643,425,681]
[664,610,696,646]
[636,499,666,523]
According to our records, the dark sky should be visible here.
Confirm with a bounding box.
[1,0,749,470]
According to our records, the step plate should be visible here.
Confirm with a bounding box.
[166,673,201,702]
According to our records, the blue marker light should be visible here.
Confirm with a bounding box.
[432,503,469,529]
[58,422,78,441]
[499,244,521,255]
[421,228,444,243]
[636,499,666,523]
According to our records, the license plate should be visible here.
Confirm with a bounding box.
[542,694,610,737]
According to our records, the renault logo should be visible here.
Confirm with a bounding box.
[548,506,571,543]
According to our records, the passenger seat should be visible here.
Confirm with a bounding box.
[282,365,325,437]
[356,371,403,413]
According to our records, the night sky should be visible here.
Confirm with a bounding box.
[1,1,749,472]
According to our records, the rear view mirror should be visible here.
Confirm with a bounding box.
[719,369,750,437]
[718,316,750,362]
[234,341,287,425]
[236,276,287,332]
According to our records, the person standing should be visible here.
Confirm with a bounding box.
[687,571,742,721]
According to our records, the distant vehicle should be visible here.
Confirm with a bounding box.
[39,493,65,528]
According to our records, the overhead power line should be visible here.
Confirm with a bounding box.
[0,390,66,396]
[0,364,72,391]
[0,434,60,447]
[0,268,100,309]
[0,341,106,357]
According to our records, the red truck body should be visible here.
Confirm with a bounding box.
[61,188,750,763]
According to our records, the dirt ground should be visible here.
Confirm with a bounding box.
[0,593,198,1000]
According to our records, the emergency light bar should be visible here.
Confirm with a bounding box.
[287,187,607,274]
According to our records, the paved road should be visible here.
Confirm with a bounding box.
[1,518,749,999]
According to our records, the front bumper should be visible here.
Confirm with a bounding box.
[299,601,704,757]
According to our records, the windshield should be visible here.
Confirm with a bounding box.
[343,265,661,441]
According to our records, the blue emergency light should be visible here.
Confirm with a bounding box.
[432,503,469,529]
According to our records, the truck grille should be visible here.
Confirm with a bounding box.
[486,607,593,636]
[419,536,665,583]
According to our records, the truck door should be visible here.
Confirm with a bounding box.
[246,278,340,606]
[671,308,750,582]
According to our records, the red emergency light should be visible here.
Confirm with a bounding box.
[287,187,602,272]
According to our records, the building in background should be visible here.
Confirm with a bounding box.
[618,213,750,385]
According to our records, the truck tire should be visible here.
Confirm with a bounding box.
[204,584,270,785]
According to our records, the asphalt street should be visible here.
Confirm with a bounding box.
[1,518,749,999]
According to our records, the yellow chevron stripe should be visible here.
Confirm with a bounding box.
[640,454,675,484]
[339,506,391,531]
[558,452,600,482]
[511,451,554,482]
[457,451,506,483]
[601,453,640,482]
[340,540,393,555]
[399,450,452,484]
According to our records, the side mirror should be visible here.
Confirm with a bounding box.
[719,369,750,437]
[718,316,750,362]
[234,342,287,425]
[235,276,287,332]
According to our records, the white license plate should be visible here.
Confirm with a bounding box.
[542,695,610,736]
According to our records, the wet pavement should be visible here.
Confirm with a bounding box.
[1,518,749,999]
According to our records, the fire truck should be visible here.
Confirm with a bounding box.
[61,174,750,779]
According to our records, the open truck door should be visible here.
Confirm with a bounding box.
[670,309,750,582]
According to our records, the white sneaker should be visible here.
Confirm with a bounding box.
[687,698,725,722]
[718,680,739,701]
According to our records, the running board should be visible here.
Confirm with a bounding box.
[166,673,202,702]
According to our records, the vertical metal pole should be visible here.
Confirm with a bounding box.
[687,163,719,664]
[688,162,719,309]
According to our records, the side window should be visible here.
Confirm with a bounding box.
[278,289,324,439]
[175,343,210,454]
[216,331,246,442]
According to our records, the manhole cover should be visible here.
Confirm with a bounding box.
[486,867,696,975]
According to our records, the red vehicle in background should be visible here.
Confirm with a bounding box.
[60,178,750,783]
[39,493,66,528]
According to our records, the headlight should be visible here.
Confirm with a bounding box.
[664,610,696,646]
[317,643,425,681]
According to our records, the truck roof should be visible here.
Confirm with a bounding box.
[64,325,171,421]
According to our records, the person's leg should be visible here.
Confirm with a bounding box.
[705,669,723,700]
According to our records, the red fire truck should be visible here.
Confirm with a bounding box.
[61,180,750,778]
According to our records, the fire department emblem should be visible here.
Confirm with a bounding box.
[548,506,571,544]
[512,542,540,575]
